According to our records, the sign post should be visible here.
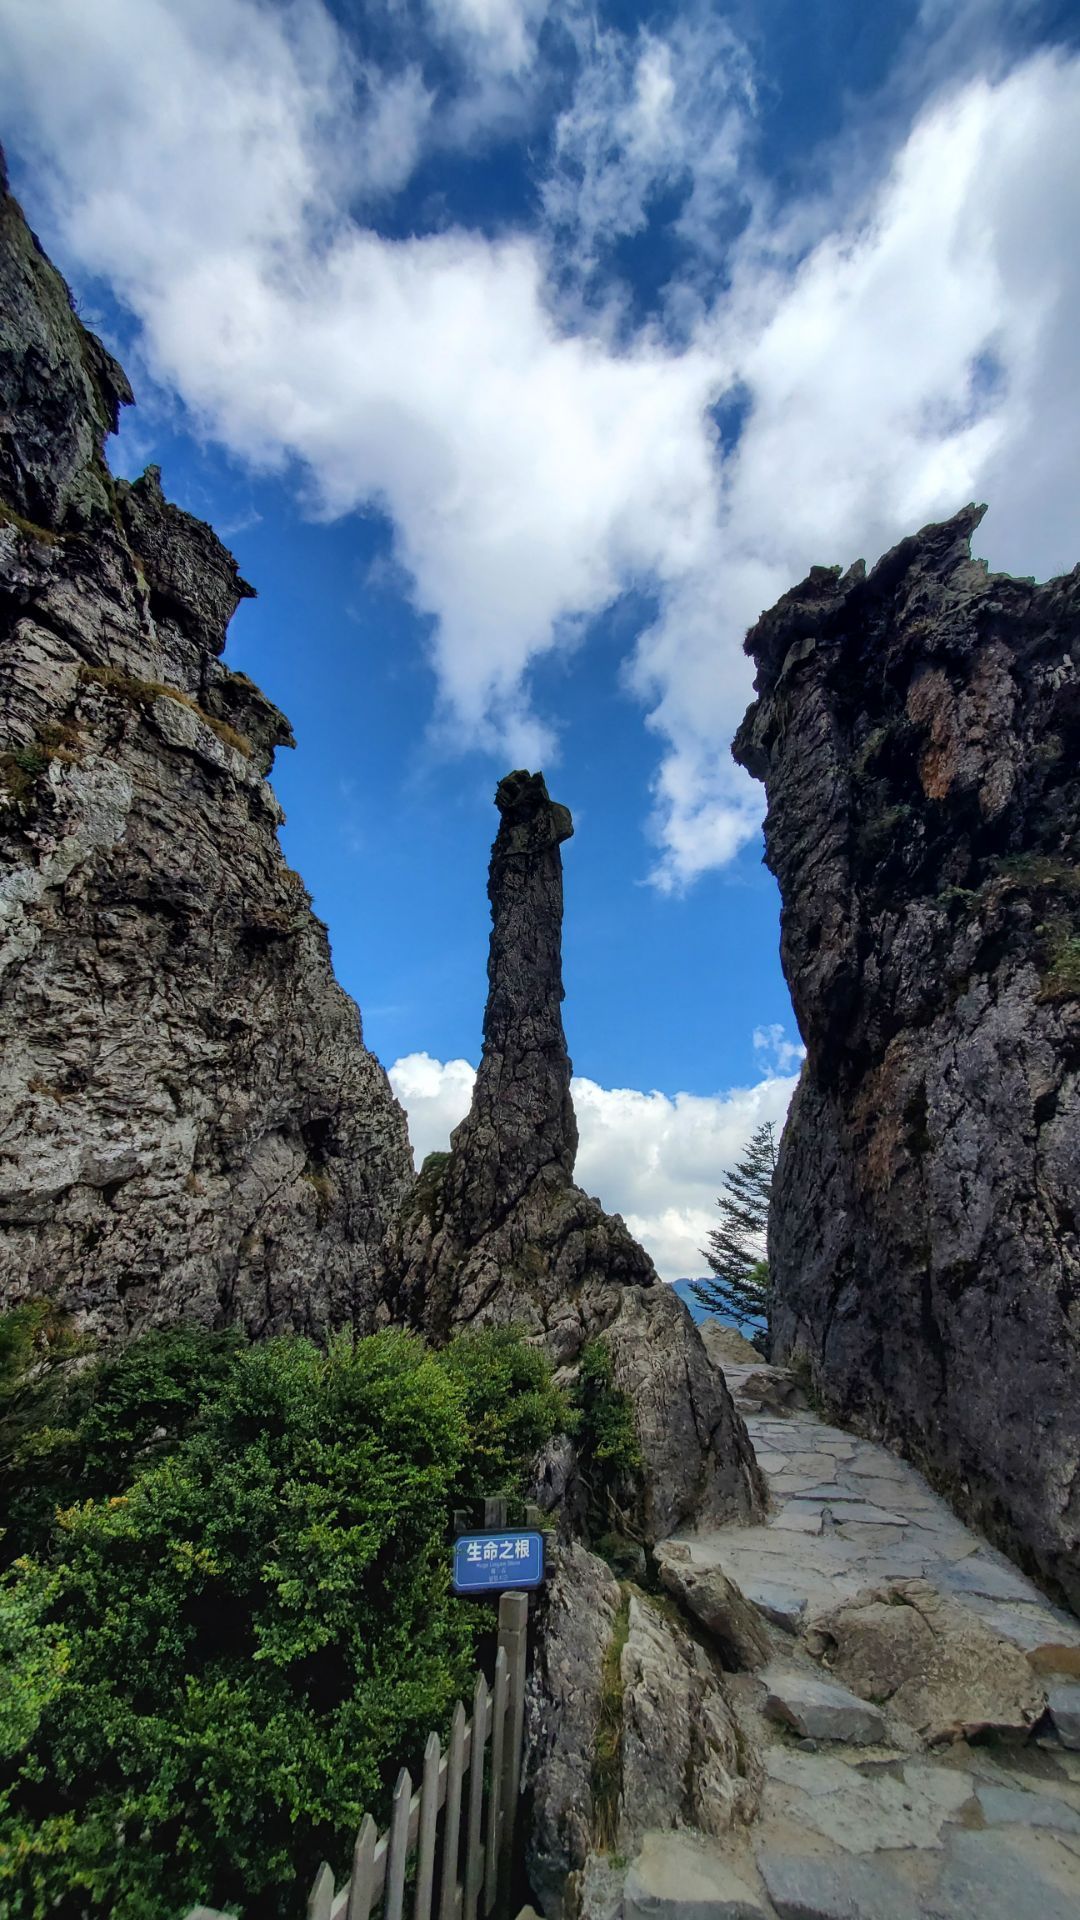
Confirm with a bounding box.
[453,1507,546,1916]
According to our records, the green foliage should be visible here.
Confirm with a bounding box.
[0,1320,243,1568]
[571,1341,642,1537]
[0,504,62,546]
[992,854,1080,898]
[439,1326,569,1504]
[0,1318,564,1919]
[693,1122,776,1338]
[0,1300,89,1489]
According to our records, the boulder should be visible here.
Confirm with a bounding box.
[699,1321,763,1368]
[522,1543,621,1919]
[804,1578,1046,1743]
[624,1831,768,1920]
[761,1665,888,1746]
[523,1562,762,1917]
[619,1593,760,1851]
[656,1554,770,1669]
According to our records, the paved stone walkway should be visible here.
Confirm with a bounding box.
[649,1356,1080,1920]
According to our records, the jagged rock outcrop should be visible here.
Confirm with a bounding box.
[0,160,413,1336]
[734,505,1080,1607]
[387,768,763,1541]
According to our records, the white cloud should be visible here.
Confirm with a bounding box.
[388,1050,478,1163]
[1,3,1078,886]
[388,1048,799,1278]
[634,50,1080,884]
[427,0,549,77]
[753,1025,806,1076]
[542,10,755,277]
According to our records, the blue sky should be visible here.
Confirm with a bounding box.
[1,0,1077,1275]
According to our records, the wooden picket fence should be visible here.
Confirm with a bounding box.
[188,1584,532,1920]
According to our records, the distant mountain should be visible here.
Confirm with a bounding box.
[670,1279,710,1323]
[670,1279,763,1344]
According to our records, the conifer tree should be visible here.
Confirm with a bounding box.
[692,1121,777,1335]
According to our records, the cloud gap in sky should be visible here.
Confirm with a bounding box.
[0,0,1077,887]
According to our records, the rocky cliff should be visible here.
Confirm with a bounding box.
[734,505,1080,1607]
[388,769,763,1543]
[0,161,413,1337]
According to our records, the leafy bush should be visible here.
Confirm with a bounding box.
[0,1319,565,1920]
[571,1340,642,1537]
[439,1325,568,1503]
[1,1320,243,1567]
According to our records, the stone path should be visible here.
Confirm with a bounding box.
[644,1355,1080,1920]
[684,1359,1080,1664]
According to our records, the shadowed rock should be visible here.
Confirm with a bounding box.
[735,506,1080,1608]
[0,163,413,1336]
[388,769,764,1542]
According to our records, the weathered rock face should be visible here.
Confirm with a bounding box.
[0,162,413,1337]
[523,1546,760,1920]
[388,768,763,1542]
[734,505,1080,1607]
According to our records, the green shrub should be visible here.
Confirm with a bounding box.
[439,1325,569,1504]
[0,1320,564,1919]
[571,1340,642,1536]
[1,1320,243,1568]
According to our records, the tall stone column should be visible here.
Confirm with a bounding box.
[447,770,577,1242]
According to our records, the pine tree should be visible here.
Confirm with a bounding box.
[692,1121,777,1336]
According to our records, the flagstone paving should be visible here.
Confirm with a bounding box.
[648,1356,1080,1920]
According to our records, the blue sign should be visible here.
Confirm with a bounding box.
[453,1529,545,1594]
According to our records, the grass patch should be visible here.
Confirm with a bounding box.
[0,502,62,546]
[79,665,253,757]
[302,1167,335,1224]
[0,722,86,810]
[856,803,913,861]
[592,1590,630,1851]
[1039,934,1080,1003]
[992,854,1080,898]
[788,1349,829,1416]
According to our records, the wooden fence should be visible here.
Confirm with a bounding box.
[188,1585,531,1920]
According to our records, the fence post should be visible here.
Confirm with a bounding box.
[384,1768,412,1920]
[483,1649,509,1917]
[413,1732,441,1920]
[483,1496,507,1529]
[439,1700,467,1920]
[345,1815,377,1920]
[495,1592,528,1915]
[464,1670,489,1920]
[308,1864,334,1920]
